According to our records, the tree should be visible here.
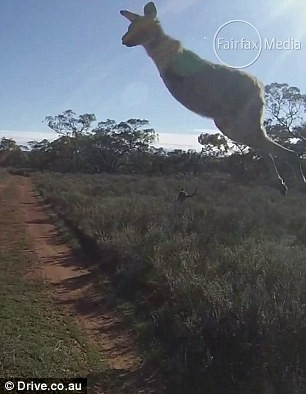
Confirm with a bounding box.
[198,133,229,169]
[91,119,157,173]
[264,83,306,151]
[198,133,229,156]
[0,137,26,167]
[45,110,96,137]
[27,139,53,170]
[291,122,306,157]
[27,115,158,174]
[44,110,96,171]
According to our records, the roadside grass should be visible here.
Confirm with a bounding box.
[33,172,306,394]
[0,179,108,386]
[0,167,9,181]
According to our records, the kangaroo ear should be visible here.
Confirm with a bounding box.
[144,2,157,19]
[120,10,139,22]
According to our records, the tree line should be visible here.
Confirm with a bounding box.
[2,82,306,178]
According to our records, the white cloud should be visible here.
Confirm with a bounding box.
[153,130,217,151]
[0,130,56,146]
[193,128,217,134]
[0,129,218,152]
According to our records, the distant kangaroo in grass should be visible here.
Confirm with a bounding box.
[120,2,306,195]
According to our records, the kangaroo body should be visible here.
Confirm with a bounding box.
[161,50,263,130]
[120,2,306,194]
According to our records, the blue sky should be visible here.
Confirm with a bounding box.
[1,0,305,150]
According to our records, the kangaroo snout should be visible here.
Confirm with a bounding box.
[122,40,134,47]
[121,35,134,47]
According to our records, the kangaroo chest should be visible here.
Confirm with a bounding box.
[160,67,225,119]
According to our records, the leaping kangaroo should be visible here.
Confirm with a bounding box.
[120,2,306,195]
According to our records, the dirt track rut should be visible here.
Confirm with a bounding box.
[14,177,145,392]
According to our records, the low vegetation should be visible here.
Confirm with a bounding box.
[33,171,306,394]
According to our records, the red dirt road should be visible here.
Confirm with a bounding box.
[14,177,147,392]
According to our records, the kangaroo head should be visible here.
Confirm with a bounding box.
[120,2,162,47]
